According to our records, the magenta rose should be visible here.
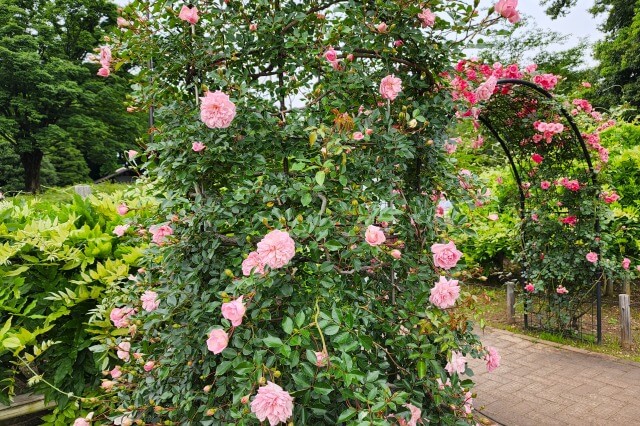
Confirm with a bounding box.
[431,241,463,270]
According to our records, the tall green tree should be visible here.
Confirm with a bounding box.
[0,0,144,193]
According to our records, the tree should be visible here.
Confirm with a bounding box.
[0,0,144,193]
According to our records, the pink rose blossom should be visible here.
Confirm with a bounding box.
[250,382,294,426]
[74,419,90,426]
[101,380,116,390]
[495,0,519,23]
[586,252,598,263]
[404,403,422,426]
[560,215,577,226]
[485,346,501,372]
[352,131,364,140]
[601,191,620,204]
[206,329,229,354]
[429,276,460,309]
[141,290,160,312]
[431,241,463,270]
[117,341,131,361]
[622,258,630,270]
[540,181,551,190]
[376,22,388,33]
[436,377,451,390]
[476,76,498,101]
[365,128,373,135]
[379,74,403,101]
[149,224,173,245]
[127,150,138,160]
[582,81,592,88]
[178,5,199,24]
[133,352,143,360]
[110,307,135,328]
[323,46,338,63]
[391,249,402,259]
[315,350,328,367]
[531,213,539,222]
[143,361,155,372]
[110,366,122,379]
[242,251,266,276]
[445,351,467,375]
[531,153,544,164]
[249,23,257,31]
[394,39,404,47]
[99,46,111,68]
[117,17,130,28]
[200,91,236,129]
[113,224,129,237]
[256,229,296,269]
[192,141,206,152]
[524,283,535,293]
[488,213,499,221]
[221,295,247,327]
[365,225,386,246]
[117,203,129,216]
[346,53,354,61]
[418,8,436,27]
[533,74,559,91]
[525,64,538,73]
[556,285,569,295]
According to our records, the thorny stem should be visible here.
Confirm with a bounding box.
[314,297,328,359]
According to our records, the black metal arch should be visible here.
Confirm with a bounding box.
[478,78,602,343]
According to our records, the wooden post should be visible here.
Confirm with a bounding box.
[507,282,516,324]
[623,278,631,296]
[74,185,92,199]
[619,294,632,349]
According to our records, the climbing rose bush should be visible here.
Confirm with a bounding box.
[82,1,511,424]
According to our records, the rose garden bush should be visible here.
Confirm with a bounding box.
[63,2,531,425]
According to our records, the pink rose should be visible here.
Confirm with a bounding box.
[113,224,129,237]
[475,76,498,101]
[524,283,535,293]
[429,276,460,309]
[404,403,422,426]
[206,329,229,354]
[117,203,129,216]
[540,181,551,190]
[488,213,499,221]
[352,132,364,140]
[431,241,463,270]
[582,82,592,88]
[495,0,519,23]
[365,225,386,246]
[117,341,131,361]
[149,224,173,245]
[622,258,631,270]
[394,39,404,47]
[192,141,206,152]
[315,350,328,367]
[74,419,90,426]
[99,45,111,68]
[390,249,402,259]
[221,295,247,327]
[485,346,501,372]
[117,17,130,28]
[140,290,160,312]
[97,67,110,77]
[143,361,155,372]
[256,229,296,269]
[445,351,467,376]
[178,5,199,24]
[323,46,338,63]
[127,150,138,160]
[376,22,388,33]
[242,251,266,276]
[436,377,451,390]
[379,74,402,101]
[110,366,122,379]
[365,128,373,135]
[250,382,294,425]
[586,252,598,263]
[101,380,116,390]
[200,91,236,129]
[556,285,569,295]
[110,307,135,328]
[249,23,257,31]
[418,8,436,27]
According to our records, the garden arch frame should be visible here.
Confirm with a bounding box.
[477,79,603,343]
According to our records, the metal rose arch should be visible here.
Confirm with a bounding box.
[478,79,603,343]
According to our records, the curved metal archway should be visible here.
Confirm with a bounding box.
[478,79,602,343]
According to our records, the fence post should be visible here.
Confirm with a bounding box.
[619,294,632,349]
[507,282,516,324]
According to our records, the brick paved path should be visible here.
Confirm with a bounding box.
[469,328,640,426]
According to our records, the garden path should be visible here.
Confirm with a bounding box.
[469,327,640,426]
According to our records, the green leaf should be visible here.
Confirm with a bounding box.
[263,335,283,348]
[315,170,326,186]
[282,317,294,334]
[324,325,340,336]
[337,408,357,422]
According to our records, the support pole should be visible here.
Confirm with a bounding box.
[619,293,632,349]
[506,282,515,324]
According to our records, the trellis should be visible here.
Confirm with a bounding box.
[478,79,602,343]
